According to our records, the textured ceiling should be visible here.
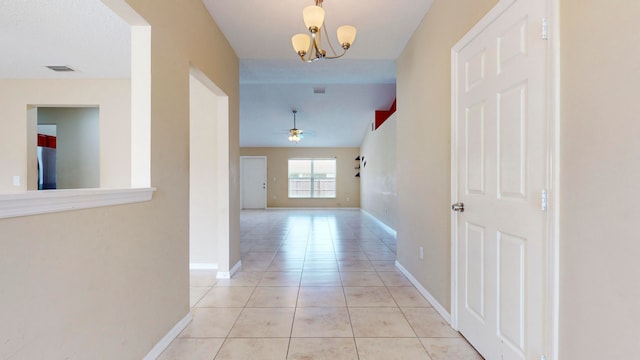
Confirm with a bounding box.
[0,0,130,78]
[2,0,433,147]
[205,0,433,147]
[240,83,396,148]
[202,0,433,61]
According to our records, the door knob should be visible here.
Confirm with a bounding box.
[451,202,464,212]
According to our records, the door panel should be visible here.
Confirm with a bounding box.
[453,0,547,359]
[466,102,486,195]
[465,223,486,321]
[497,82,527,199]
[497,231,526,350]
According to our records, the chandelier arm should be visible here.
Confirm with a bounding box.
[312,32,325,59]
[306,33,316,61]
[297,54,321,63]
[322,50,348,60]
[321,21,340,57]
[300,56,321,63]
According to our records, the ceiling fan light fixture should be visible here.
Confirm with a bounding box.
[288,128,303,142]
[292,0,356,62]
[288,109,304,143]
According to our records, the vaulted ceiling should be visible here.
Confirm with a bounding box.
[1,0,434,147]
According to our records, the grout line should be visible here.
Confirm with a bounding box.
[191,209,471,359]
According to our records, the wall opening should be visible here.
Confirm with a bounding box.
[188,67,231,277]
[32,107,100,190]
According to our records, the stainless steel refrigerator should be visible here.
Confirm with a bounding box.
[37,146,56,190]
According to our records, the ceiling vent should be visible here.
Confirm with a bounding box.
[46,65,75,72]
[313,87,326,94]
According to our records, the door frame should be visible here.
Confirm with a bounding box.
[240,156,267,209]
[449,0,560,359]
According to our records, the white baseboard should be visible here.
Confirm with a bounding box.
[395,260,451,324]
[143,312,192,360]
[189,263,218,270]
[216,260,242,279]
[263,207,361,210]
[360,209,397,237]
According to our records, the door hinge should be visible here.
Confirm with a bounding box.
[541,17,549,40]
[541,189,548,211]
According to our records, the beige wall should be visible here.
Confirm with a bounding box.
[0,0,239,358]
[396,0,498,311]
[559,1,640,358]
[360,114,397,230]
[240,147,360,208]
[0,79,131,193]
[37,107,100,189]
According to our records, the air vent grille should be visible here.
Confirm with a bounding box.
[46,65,75,72]
[313,87,326,94]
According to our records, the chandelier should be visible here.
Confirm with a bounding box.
[291,0,357,63]
[288,109,303,142]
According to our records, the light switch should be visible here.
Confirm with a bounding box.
[12,175,20,186]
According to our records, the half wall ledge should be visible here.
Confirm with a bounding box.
[0,187,155,219]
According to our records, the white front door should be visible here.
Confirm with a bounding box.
[241,156,267,209]
[452,0,547,359]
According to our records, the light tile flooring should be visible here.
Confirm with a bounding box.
[159,209,482,360]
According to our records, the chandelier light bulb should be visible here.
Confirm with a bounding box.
[292,34,311,56]
[303,5,325,33]
[337,25,357,49]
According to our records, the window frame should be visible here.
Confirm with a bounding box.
[288,158,337,199]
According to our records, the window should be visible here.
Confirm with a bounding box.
[288,159,336,198]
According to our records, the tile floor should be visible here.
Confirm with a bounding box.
[159,209,482,360]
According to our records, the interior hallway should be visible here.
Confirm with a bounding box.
[159,209,482,359]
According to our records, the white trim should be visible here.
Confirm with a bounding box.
[0,187,155,219]
[450,35,461,331]
[547,0,561,358]
[216,260,241,279]
[451,0,517,51]
[395,260,451,324]
[142,312,192,360]
[189,263,218,270]
[263,207,361,210]
[360,209,397,237]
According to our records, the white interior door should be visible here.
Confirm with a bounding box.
[241,156,266,209]
[452,0,547,359]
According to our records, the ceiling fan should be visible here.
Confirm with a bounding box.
[272,109,316,143]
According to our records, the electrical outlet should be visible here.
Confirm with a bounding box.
[346,197,350,202]
[419,246,424,260]
[12,176,20,186]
